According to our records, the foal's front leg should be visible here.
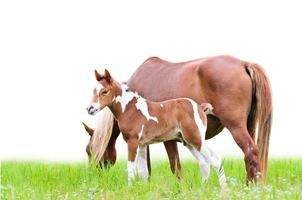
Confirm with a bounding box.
[136,145,149,181]
[127,137,139,183]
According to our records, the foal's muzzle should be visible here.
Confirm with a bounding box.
[86,103,101,115]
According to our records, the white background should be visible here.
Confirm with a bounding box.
[1,0,301,161]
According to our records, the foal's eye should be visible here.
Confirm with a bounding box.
[101,90,109,96]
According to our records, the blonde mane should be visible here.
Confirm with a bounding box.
[90,107,114,163]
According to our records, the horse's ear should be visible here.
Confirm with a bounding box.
[104,69,112,83]
[95,70,102,81]
[82,122,94,136]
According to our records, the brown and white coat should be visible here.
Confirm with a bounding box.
[87,69,227,188]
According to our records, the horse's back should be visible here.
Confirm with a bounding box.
[128,55,251,104]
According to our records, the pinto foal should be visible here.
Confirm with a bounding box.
[87,69,227,188]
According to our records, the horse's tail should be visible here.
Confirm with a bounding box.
[245,63,272,181]
[91,107,115,163]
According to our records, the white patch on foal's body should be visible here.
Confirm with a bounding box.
[186,98,207,140]
[138,125,145,140]
[115,84,158,122]
[160,103,164,108]
[135,98,158,123]
[115,84,139,112]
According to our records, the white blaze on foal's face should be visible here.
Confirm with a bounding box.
[87,83,111,115]
[95,83,104,95]
[87,85,102,115]
[87,69,115,115]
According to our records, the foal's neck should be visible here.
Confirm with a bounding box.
[109,83,144,119]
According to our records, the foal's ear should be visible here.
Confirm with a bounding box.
[82,122,94,136]
[95,70,103,82]
[104,69,112,83]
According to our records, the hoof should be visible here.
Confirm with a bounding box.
[220,186,230,199]
[254,172,262,185]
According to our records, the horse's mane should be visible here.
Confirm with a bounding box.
[90,107,114,163]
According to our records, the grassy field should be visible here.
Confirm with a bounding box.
[1,159,301,200]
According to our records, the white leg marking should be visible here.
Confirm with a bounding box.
[135,146,148,181]
[127,161,136,183]
[202,143,228,189]
[186,145,210,181]
[135,98,158,123]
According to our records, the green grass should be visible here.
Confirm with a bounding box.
[1,159,301,199]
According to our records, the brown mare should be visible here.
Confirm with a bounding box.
[86,69,228,188]
[85,55,272,184]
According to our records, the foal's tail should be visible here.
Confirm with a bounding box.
[245,63,272,181]
[200,103,214,115]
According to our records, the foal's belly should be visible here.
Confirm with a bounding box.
[141,128,182,146]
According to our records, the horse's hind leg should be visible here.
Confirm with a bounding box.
[227,124,260,183]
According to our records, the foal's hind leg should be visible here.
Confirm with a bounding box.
[201,144,227,188]
[180,118,210,181]
[186,144,211,181]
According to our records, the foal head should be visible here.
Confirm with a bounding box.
[87,69,119,115]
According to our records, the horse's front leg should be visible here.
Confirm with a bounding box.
[127,137,139,183]
[164,140,183,179]
[136,145,149,181]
